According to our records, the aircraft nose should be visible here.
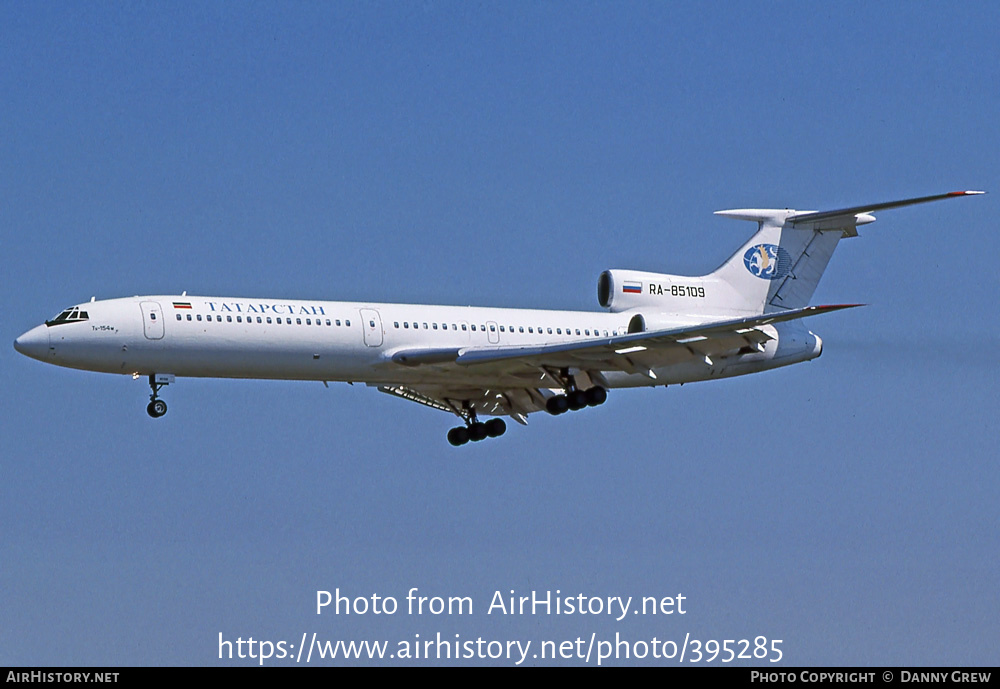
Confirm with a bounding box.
[14,325,49,361]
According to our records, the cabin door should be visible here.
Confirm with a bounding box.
[360,308,383,347]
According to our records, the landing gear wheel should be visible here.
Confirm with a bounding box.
[485,418,506,437]
[469,422,489,442]
[567,389,589,410]
[147,400,167,418]
[585,386,608,406]
[447,426,470,446]
[546,395,569,415]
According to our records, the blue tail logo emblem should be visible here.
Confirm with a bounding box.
[743,244,792,280]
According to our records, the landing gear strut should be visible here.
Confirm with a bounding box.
[146,373,172,418]
[447,404,506,446]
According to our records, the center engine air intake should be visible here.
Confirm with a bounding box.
[597,269,681,312]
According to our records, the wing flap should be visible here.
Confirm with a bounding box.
[377,383,550,420]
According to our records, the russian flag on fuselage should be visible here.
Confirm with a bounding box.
[622,282,642,294]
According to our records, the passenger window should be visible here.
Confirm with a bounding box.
[197,314,202,321]
[336,320,341,326]
[227,316,233,322]
[432,323,438,330]
[151,313,157,321]
[258,317,263,323]
[547,328,552,334]
[471,325,476,331]
[296,318,302,325]
[345,320,350,327]
[176,314,181,321]
[461,324,467,331]
[499,326,504,332]
[423,323,428,329]
[404,322,409,328]
[187,314,192,321]
[267,317,272,324]
[237,316,243,323]
[491,325,497,332]
[306,318,311,325]
[556,328,562,335]
[326,319,331,326]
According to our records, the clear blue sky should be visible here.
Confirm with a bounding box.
[2,1,997,666]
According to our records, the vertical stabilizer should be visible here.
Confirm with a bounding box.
[707,209,851,314]
[708,191,984,314]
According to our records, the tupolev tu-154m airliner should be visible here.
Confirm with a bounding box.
[14,191,982,446]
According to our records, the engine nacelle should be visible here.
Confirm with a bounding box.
[598,269,703,313]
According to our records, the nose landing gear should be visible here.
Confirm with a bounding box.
[146,373,174,418]
[147,399,168,418]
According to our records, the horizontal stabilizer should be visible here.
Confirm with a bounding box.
[787,190,985,226]
[715,191,984,234]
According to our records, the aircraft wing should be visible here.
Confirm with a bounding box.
[454,304,858,372]
[389,303,860,395]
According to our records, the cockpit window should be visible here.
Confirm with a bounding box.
[45,307,90,327]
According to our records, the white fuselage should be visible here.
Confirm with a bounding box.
[13,192,978,439]
[14,295,821,393]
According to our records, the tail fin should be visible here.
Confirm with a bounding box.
[708,191,984,313]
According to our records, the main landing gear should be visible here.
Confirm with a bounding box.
[447,405,506,446]
[146,373,173,418]
[545,377,608,416]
